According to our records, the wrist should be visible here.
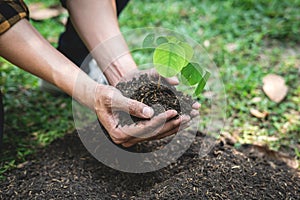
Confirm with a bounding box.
[103,53,137,86]
[93,83,105,111]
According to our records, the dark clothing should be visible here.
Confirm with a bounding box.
[0,0,29,35]
[60,0,130,14]
[58,0,131,66]
[0,0,130,66]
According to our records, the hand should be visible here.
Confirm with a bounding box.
[94,84,191,147]
[119,68,201,118]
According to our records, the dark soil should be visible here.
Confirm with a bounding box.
[116,74,194,126]
[0,129,299,199]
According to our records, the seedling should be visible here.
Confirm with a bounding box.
[143,34,210,97]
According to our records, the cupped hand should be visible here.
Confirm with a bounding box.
[94,84,191,147]
[118,68,201,118]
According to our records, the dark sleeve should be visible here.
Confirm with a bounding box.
[60,0,67,8]
[0,0,29,35]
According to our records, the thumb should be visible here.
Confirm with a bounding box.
[127,98,154,118]
[115,95,154,118]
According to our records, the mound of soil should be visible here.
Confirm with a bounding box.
[116,74,194,126]
[0,130,299,199]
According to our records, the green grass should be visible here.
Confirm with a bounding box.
[1,0,300,178]
[121,0,300,153]
[0,0,73,177]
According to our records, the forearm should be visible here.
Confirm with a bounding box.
[0,19,97,109]
[66,0,137,86]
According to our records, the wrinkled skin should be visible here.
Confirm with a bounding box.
[94,70,200,147]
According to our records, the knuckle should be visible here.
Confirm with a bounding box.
[110,135,122,144]
[110,130,127,144]
[128,100,140,115]
[101,92,113,106]
[121,142,134,148]
[169,119,181,129]
[102,87,120,106]
[112,139,123,145]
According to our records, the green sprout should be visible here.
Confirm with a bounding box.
[143,33,210,97]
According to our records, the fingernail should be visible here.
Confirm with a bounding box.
[193,102,201,109]
[169,77,179,84]
[143,107,154,118]
[182,116,191,123]
[182,121,192,129]
[170,110,178,115]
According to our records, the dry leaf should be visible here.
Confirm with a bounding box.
[239,144,299,169]
[29,3,65,21]
[250,97,262,103]
[17,161,29,169]
[255,135,278,143]
[262,74,288,103]
[203,91,215,99]
[250,108,268,119]
[220,131,238,145]
[225,43,238,52]
[203,40,210,48]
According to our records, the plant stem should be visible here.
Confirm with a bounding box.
[157,75,161,89]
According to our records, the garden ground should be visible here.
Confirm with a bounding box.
[0,0,299,198]
[0,130,299,199]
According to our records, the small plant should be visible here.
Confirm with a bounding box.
[143,34,210,97]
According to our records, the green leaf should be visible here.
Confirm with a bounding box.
[178,42,194,65]
[156,36,168,45]
[166,36,179,43]
[153,42,186,77]
[194,71,210,96]
[143,33,155,48]
[181,62,203,85]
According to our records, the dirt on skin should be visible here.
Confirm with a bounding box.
[0,130,299,200]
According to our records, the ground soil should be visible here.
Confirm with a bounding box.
[0,130,299,199]
[1,74,299,199]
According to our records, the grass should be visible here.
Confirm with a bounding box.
[0,0,299,178]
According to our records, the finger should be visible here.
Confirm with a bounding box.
[192,102,201,109]
[113,112,191,147]
[155,115,190,136]
[113,94,154,119]
[122,117,190,147]
[128,99,154,118]
[97,114,132,145]
[154,128,179,141]
[164,76,179,85]
[107,127,133,145]
[141,109,179,133]
[121,114,189,147]
[190,109,199,118]
[153,118,191,141]
[118,110,178,140]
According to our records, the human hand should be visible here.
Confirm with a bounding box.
[94,84,191,147]
[118,68,201,118]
